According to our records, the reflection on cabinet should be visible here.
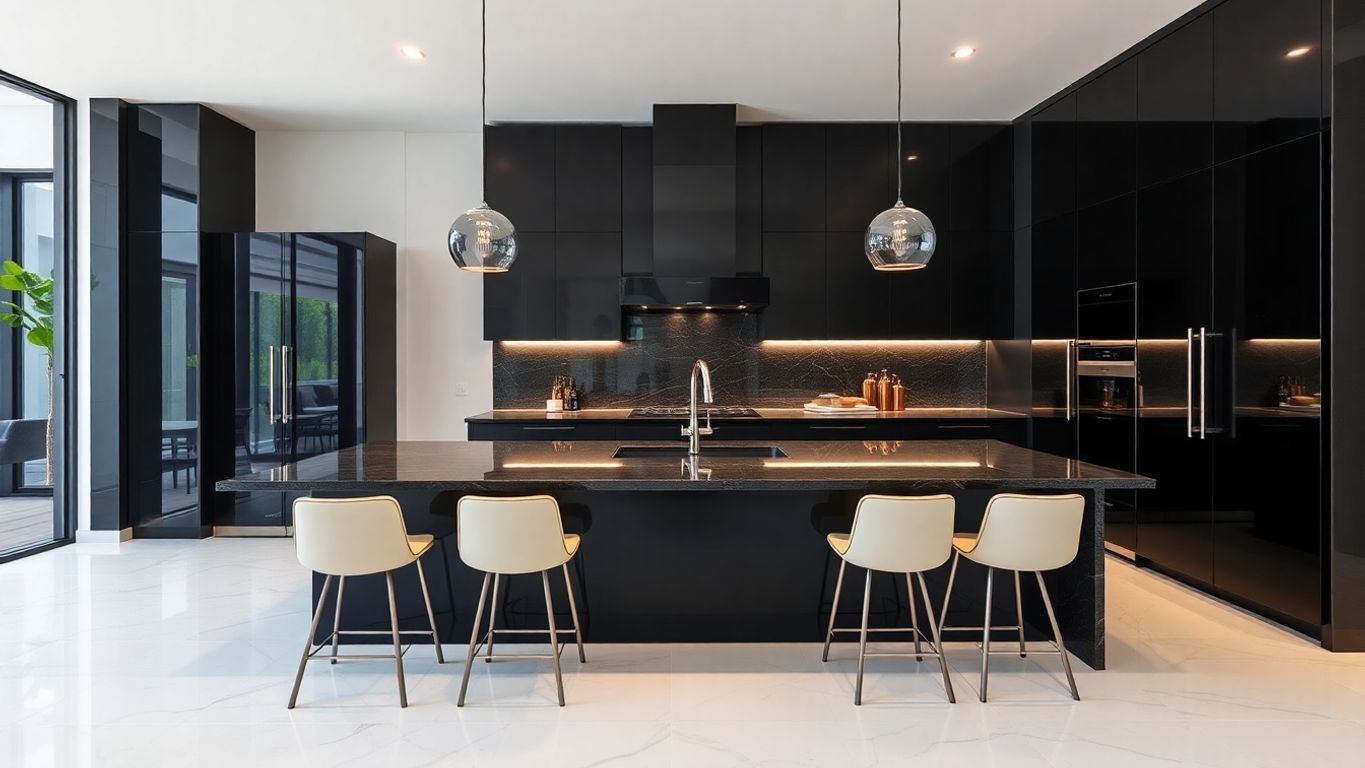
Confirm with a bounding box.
[1137,13,1213,188]
[1137,417,1215,584]
[887,230,952,339]
[483,233,556,341]
[825,232,888,339]
[1137,171,1213,338]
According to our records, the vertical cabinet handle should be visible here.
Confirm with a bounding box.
[268,345,278,425]
[281,345,292,424]
[1198,327,1207,440]
[1185,328,1193,438]
[1065,339,1074,422]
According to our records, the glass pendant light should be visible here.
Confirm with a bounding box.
[449,0,518,272]
[865,0,936,271]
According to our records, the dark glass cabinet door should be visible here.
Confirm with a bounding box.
[1076,58,1137,208]
[482,233,555,341]
[1137,416,1214,583]
[1137,13,1213,188]
[1031,215,1076,339]
[555,232,622,340]
[1076,193,1136,289]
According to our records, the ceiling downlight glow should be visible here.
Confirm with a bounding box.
[399,45,426,61]
[1285,46,1311,58]
[951,46,976,59]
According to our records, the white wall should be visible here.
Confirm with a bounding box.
[0,103,54,169]
[254,131,490,439]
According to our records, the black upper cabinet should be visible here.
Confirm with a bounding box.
[762,124,825,231]
[736,127,763,274]
[555,233,622,340]
[486,125,556,232]
[1137,14,1213,188]
[1214,134,1321,339]
[762,232,825,339]
[621,127,653,274]
[555,125,621,232]
[128,104,254,235]
[895,124,952,231]
[888,231,953,339]
[1213,0,1322,163]
[951,231,1013,339]
[949,124,1013,232]
[1032,95,1077,223]
[825,124,892,231]
[483,232,555,340]
[825,232,888,338]
[1031,214,1077,339]
[1076,60,1137,208]
[1136,170,1213,338]
[1076,193,1136,289]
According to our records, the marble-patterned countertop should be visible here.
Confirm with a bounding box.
[217,439,1153,493]
[466,407,1027,422]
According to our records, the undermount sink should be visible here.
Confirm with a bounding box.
[612,445,789,459]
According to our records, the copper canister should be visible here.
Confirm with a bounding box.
[862,372,879,409]
[877,370,893,412]
[891,377,906,411]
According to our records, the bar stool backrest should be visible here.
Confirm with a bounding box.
[969,493,1085,571]
[843,493,956,573]
[457,495,573,575]
[293,496,417,576]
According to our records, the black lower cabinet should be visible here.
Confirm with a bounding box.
[1136,416,1214,584]
[1079,412,1136,551]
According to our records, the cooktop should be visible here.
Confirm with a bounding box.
[628,406,762,418]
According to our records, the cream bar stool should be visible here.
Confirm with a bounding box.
[456,495,586,707]
[821,494,957,705]
[288,496,445,709]
[938,493,1085,702]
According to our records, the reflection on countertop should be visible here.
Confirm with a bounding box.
[466,407,1027,422]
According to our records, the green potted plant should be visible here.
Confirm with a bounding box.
[0,260,54,485]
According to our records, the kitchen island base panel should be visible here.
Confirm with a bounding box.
[307,488,1106,669]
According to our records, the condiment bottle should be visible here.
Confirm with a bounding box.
[891,374,905,411]
[862,372,880,409]
[877,369,893,412]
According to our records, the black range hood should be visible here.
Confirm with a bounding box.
[620,104,767,311]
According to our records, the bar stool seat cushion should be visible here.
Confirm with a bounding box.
[564,533,581,558]
[408,534,435,556]
[826,532,851,555]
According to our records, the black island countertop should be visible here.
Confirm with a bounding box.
[465,407,1027,422]
[217,438,1152,493]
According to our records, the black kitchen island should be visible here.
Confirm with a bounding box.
[218,439,1152,669]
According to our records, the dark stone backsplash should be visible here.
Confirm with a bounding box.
[493,313,988,409]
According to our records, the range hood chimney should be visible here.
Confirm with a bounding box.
[619,104,767,310]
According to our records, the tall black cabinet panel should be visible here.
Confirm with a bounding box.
[1213,0,1323,163]
[886,231,953,339]
[951,231,1012,339]
[762,232,825,339]
[555,125,621,232]
[825,124,891,232]
[482,233,556,341]
[1137,13,1214,188]
[1076,59,1137,208]
[621,127,653,274]
[1030,215,1077,339]
[825,232,887,338]
[1031,96,1077,223]
[895,124,952,230]
[556,233,623,340]
[761,125,825,231]
[485,125,556,232]
[1076,193,1136,289]
[949,124,1013,232]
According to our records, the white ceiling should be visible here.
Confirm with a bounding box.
[0,0,1203,131]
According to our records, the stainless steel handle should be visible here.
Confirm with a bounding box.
[281,345,292,424]
[1065,339,1074,422]
[1185,328,1194,438]
[1198,327,1207,440]
[268,345,278,425]
[524,426,574,431]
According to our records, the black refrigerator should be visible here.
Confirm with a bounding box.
[203,232,395,534]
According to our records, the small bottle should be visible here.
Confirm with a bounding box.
[877,369,893,412]
[567,379,580,411]
[891,375,906,411]
[862,372,879,409]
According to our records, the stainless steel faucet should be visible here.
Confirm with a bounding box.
[682,359,714,455]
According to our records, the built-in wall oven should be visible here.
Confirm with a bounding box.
[1075,284,1138,556]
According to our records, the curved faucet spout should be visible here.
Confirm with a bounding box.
[685,359,715,455]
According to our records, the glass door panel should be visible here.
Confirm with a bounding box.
[290,235,341,459]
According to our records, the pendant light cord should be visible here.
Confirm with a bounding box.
[480,0,488,202]
[895,0,903,203]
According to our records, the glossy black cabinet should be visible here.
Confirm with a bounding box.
[1031,215,1077,339]
[1080,413,1136,551]
[762,232,826,339]
[1076,60,1137,208]
[1031,95,1076,223]
[895,124,952,230]
[555,233,623,340]
[1137,417,1215,583]
[762,124,825,231]
[951,231,1012,339]
[950,124,1013,232]
[483,233,556,341]
[486,125,556,232]
[555,125,621,232]
[469,418,1026,444]
[1137,13,1213,188]
[736,127,763,275]
[1213,0,1322,163]
[467,423,618,442]
[825,124,891,231]
[1076,193,1136,289]
[825,232,887,338]
[1137,171,1213,339]
[887,231,953,339]
[1213,134,1321,339]
[621,127,653,274]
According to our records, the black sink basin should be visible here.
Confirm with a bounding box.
[612,445,789,459]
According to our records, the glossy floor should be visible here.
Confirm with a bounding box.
[2,540,1363,767]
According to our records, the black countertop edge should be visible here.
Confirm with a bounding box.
[218,478,1150,492]
[466,407,1029,422]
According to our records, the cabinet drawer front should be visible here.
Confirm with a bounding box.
[467,423,617,441]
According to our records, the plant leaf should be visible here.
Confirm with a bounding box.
[0,314,21,328]
[1,260,24,276]
[26,326,52,352]
[0,275,23,291]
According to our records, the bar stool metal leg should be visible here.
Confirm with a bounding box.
[457,572,492,707]
[541,570,566,707]
[288,574,333,709]
[1036,570,1080,700]
[1014,570,1027,658]
[855,568,872,706]
[562,563,587,663]
[415,559,445,664]
[938,550,959,635]
[905,573,923,662]
[485,574,500,662]
[385,571,408,707]
[980,566,993,703]
[330,576,345,664]
[822,559,847,662]
[915,572,955,703]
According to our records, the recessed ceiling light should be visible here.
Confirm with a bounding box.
[905,154,919,161]
[951,46,975,59]
[1285,46,1311,58]
[399,45,426,61]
